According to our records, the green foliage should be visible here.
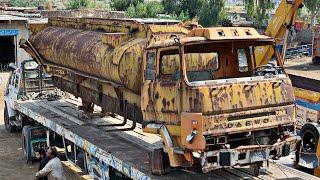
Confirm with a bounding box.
[244,0,254,18]
[199,0,225,27]
[256,0,274,28]
[127,0,226,26]
[161,0,205,20]
[8,0,45,7]
[126,2,164,18]
[177,10,190,22]
[304,0,320,26]
[296,6,309,20]
[168,10,190,22]
[87,1,108,9]
[180,0,205,18]
[244,0,274,28]
[161,0,225,25]
[162,0,181,15]
[110,0,143,11]
[65,0,89,9]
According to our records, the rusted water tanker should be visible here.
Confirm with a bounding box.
[22,17,298,174]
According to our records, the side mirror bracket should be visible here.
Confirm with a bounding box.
[8,63,17,72]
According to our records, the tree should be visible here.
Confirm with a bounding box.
[162,0,181,15]
[244,0,275,29]
[8,0,46,7]
[65,0,89,9]
[255,0,274,28]
[244,0,255,18]
[177,10,190,21]
[180,0,204,18]
[199,0,225,27]
[304,0,320,27]
[110,0,143,11]
[161,0,205,20]
[161,0,225,24]
[126,2,163,18]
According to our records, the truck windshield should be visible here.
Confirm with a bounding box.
[158,41,281,84]
[182,41,282,84]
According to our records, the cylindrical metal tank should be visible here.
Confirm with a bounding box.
[29,26,146,94]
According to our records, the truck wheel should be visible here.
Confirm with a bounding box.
[4,104,16,133]
[312,57,320,65]
[22,125,32,163]
[300,123,320,153]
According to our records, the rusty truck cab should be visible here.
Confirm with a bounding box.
[142,27,298,173]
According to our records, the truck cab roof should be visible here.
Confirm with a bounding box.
[147,27,274,49]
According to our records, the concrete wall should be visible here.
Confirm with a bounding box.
[0,20,31,66]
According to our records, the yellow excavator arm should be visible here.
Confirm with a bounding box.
[255,0,304,66]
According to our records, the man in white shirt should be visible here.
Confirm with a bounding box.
[35,147,66,180]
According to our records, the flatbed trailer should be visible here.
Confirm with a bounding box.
[14,97,316,180]
[284,57,320,128]
[284,57,320,176]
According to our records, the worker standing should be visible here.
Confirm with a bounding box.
[35,147,66,180]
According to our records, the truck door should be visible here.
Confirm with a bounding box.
[141,49,181,124]
[5,71,20,117]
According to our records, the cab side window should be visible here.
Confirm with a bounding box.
[145,52,156,80]
[237,49,248,72]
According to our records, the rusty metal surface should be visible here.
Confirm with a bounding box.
[314,26,320,58]
[22,17,298,173]
[188,27,271,40]
[26,18,189,95]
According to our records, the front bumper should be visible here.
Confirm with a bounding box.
[201,135,300,173]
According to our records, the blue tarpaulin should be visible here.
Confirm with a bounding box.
[0,29,19,36]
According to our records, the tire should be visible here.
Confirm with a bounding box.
[4,104,16,133]
[22,125,32,163]
[300,123,320,153]
[312,56,320,65]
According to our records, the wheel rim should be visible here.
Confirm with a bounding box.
[302,130,317,153]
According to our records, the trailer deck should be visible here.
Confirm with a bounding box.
[15,98,317,180]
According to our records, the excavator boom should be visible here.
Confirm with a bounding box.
[255,0,303,66]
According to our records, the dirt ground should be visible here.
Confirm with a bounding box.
[284,57,320,80]
[0,72,37,179]
[0,73,76,180]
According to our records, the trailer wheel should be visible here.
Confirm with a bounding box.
[312,57,320,65]
[22,125,32,163]
[300,123,320,153]
[4,104,16,133]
